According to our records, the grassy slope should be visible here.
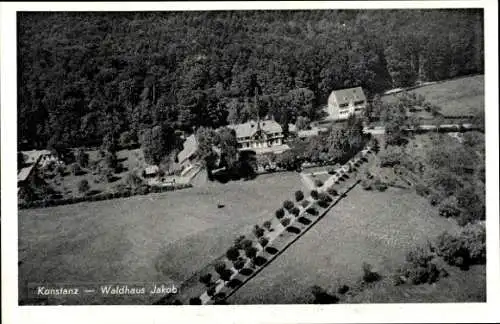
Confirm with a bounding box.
[18,172,305,304]
[347,264,486,303]
[228,185,460,304]
[383,75,484,117]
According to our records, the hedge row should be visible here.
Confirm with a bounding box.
[18,184,193,209]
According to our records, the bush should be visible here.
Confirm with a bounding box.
[317,199,329,208]
[275,208,285,219]
[233,258,246,270]
[258,236,269,247]
[327,167,336,175]
[291,207,300,217]
[199,273,212,286]
[226,246,240,261]
[280,217,291,227]
[397,245,442,285]
[240,239,253,250]
[326,186,338,196]
[263,221,272,231]
[189,297,202,305]
[310,285,339,304]
[306,207,319,216]
[318,192,332,203]
[56,165,66,177]
[219,268,233,282]
[314,179,324,187]
[283,200,294,211]
[337,285,349,294]
[300,199,310,208]
[126,171,143,188]
[295,190,304,202]
[362,262,381,283]
[207,285,216,297]
[429,193,441,206]
[77,179,90,194]
[75,149,89,168]
[436,224,485,269]
[415,184,430,197]
[70,163,82,175]
[310,190,319,200]
[214,261,226,275]
[253,225,265,238]
[244,246,258,259]
[438,204,461,219]
[234,235,246,250]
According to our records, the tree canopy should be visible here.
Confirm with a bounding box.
[18,10,483,150]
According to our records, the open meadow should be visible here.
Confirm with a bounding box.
[382,75,484,118]
[228,185,459,304]
[18,171,305,305]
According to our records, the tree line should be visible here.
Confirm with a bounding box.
[18,9,483,155]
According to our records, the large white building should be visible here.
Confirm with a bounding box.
[228,119,289,154]
[326,86,367,120]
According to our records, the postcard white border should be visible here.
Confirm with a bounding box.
[2,1,499,324]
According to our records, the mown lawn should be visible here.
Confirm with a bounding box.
[228,185,460,304]
[383,74,484,118]
[18,171,305,305]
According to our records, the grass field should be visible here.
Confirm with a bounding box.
[347,264,486,303]
[383,75,484,118]
[18,172,305,305]
[227,185,460,304]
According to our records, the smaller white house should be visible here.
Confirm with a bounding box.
[326,87,367,121]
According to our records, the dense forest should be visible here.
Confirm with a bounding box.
[18,9,484,150]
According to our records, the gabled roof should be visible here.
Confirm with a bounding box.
[330,87,366,106]
[21,149,53,165]
[228,120,283,139]
[18,165,35,182]
[177,134,198,164]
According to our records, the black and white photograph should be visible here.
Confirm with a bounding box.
[1,1,499,323]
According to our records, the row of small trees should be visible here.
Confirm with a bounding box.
[189,148,371,304]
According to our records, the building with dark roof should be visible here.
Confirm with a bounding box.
[326,86,367,120]
[227,119,289,154]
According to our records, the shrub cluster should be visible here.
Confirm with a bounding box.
[306,207,319,216]
[275,208,285,219]
[435,223,485,269]
[326,186,338,196]
[280,217,291,227]
[233,258,246,270]
[199,273,212,286]
[295,190,304,202]
[362,262,381,284]
[226,246,240,261]
[395,244,446,285]
[310,285,339,304]
[253,225,265,238]
[244,246,258,259]
[259,237,269,247]
[291,207,301,217]
[310,190,319,200]
[283,200,294,211]
[263,221,272,231]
